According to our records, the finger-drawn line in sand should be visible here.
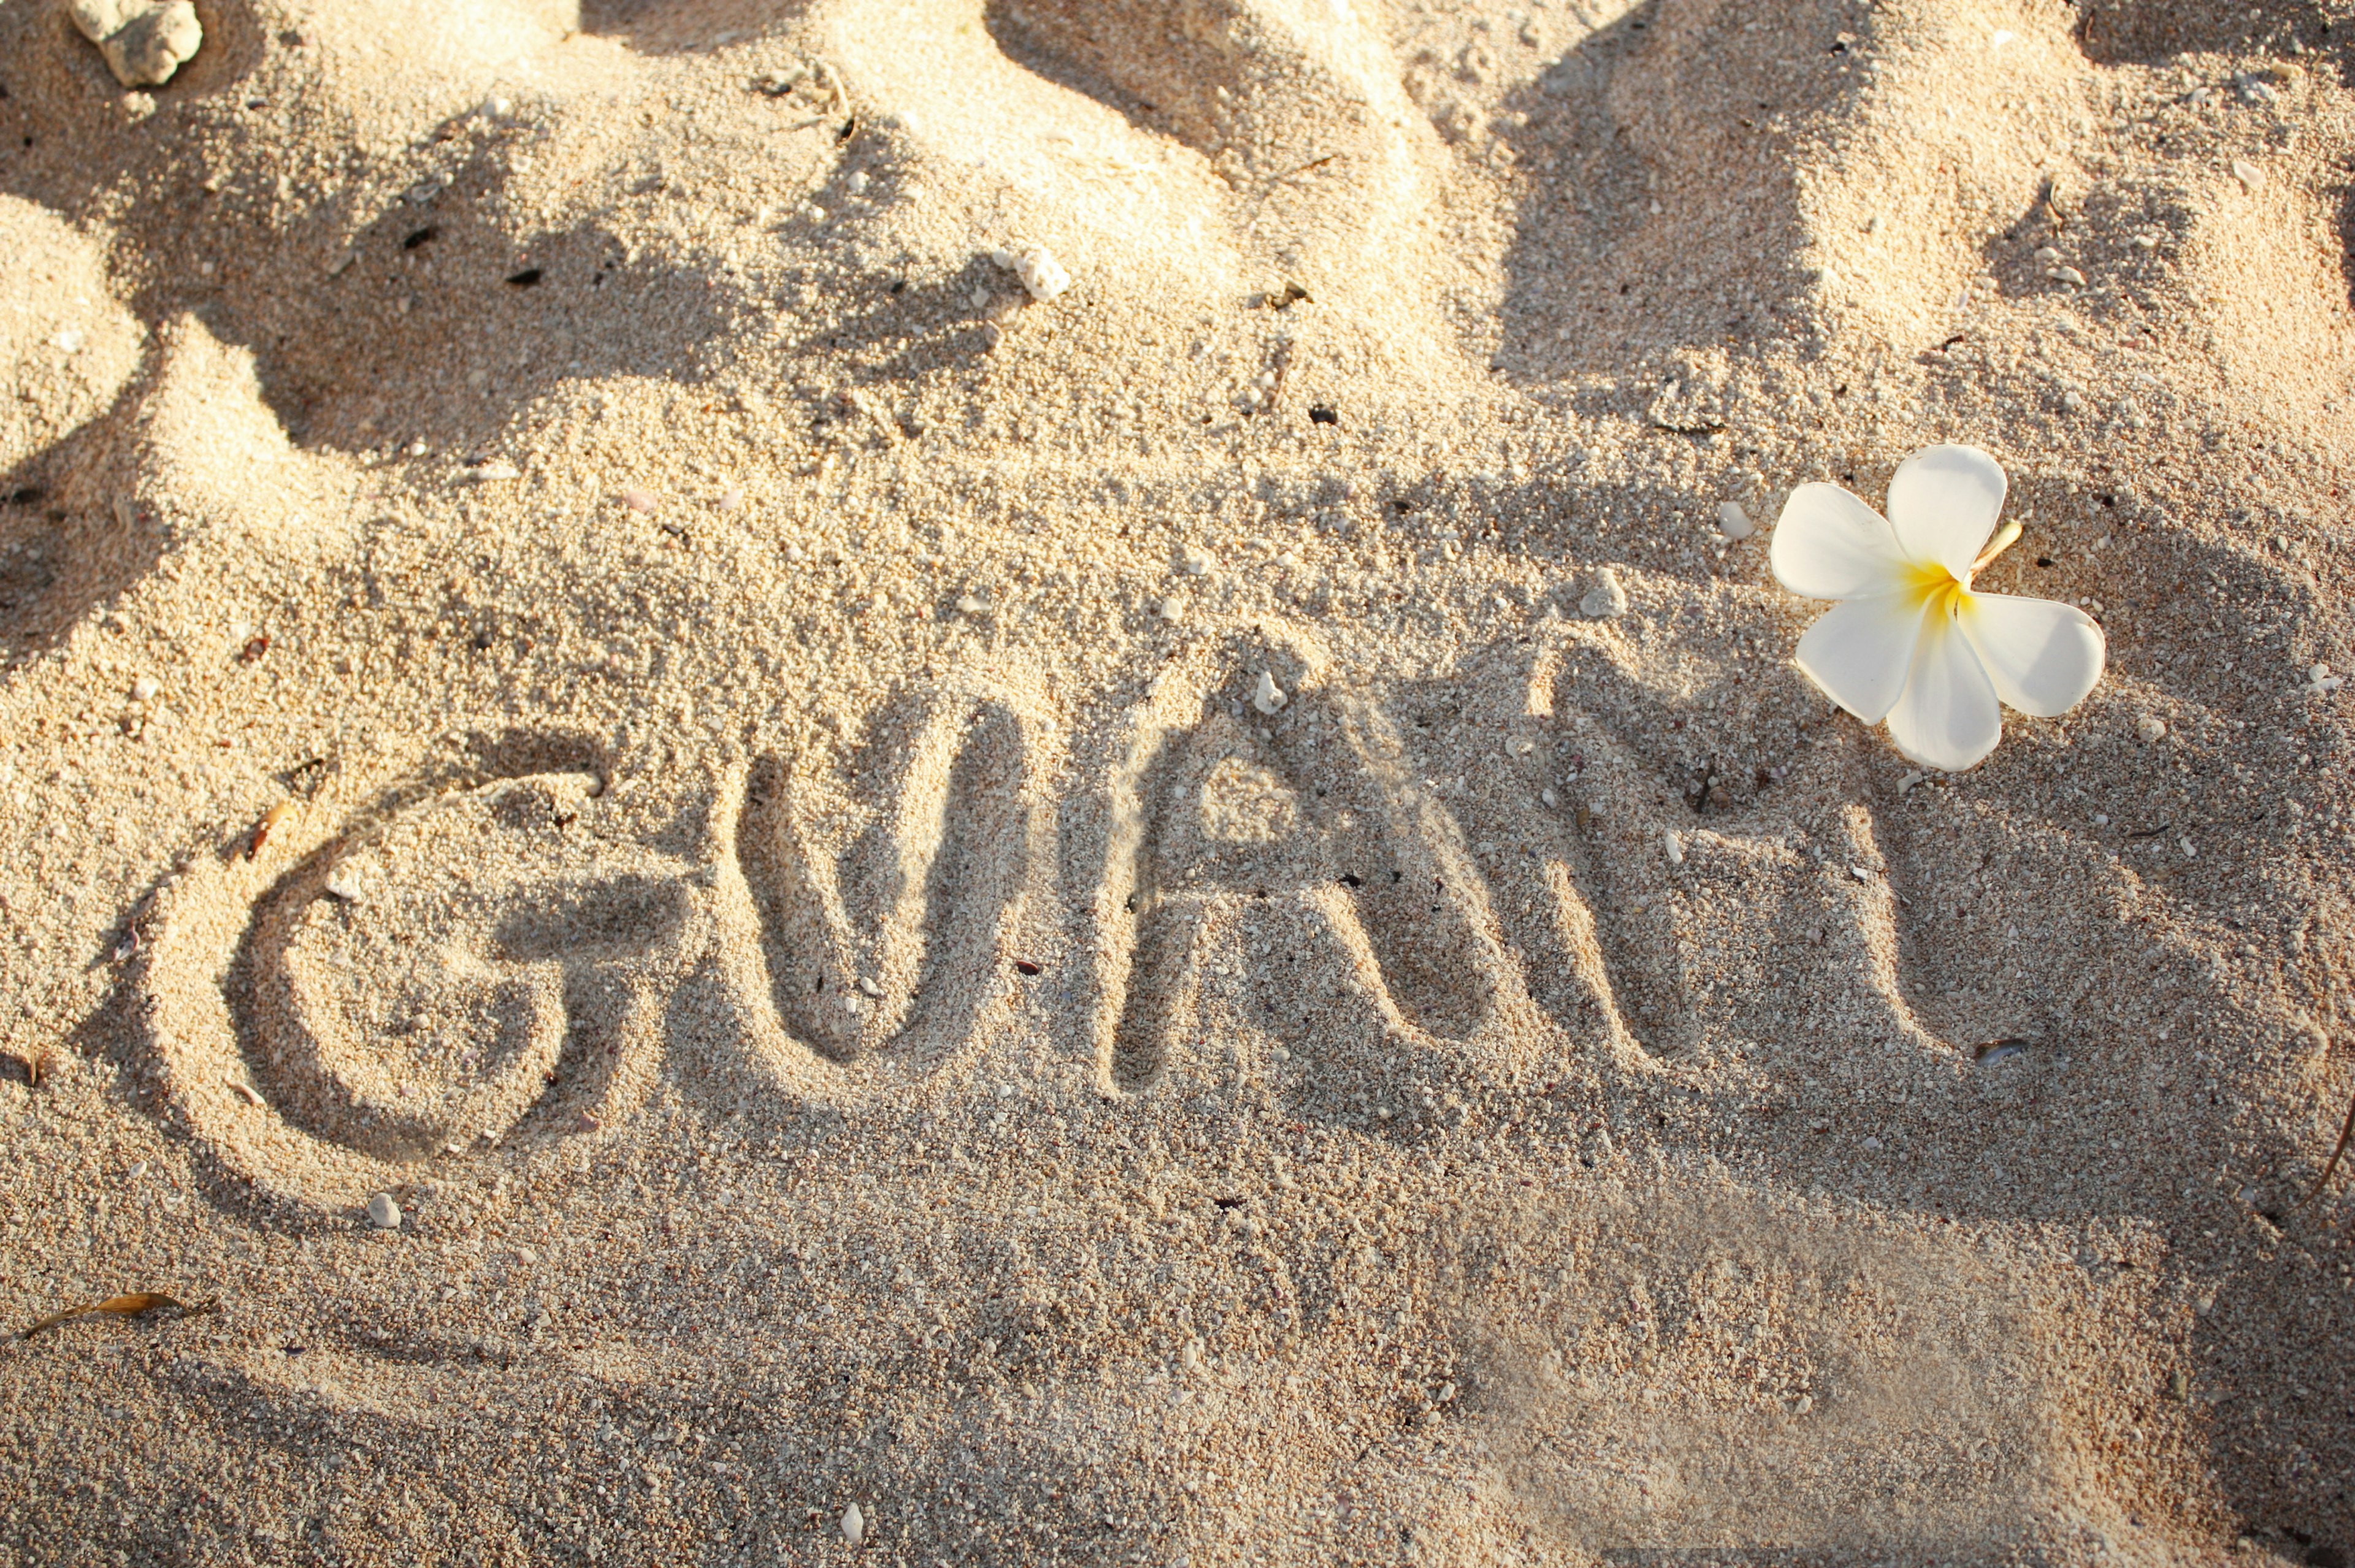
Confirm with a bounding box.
[138,769,705,1213]
[132,632,1983,1210]
[708,681,1051,1093]
[1528,616,1955,1063]
[1087,623,1648,1097]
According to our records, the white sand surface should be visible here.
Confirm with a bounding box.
[3,0,2354,1562]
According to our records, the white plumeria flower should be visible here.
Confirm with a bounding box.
[1770,445,2105,771]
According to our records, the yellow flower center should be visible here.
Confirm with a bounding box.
[1905,519,2022,614]
[1904,560,1971,617]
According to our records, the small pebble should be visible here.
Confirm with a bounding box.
[366,1192,402,1230]
[1252,671,1288,716]
[130,675,160,702]
[1540,787,1558,807]
[1181,546,1214,576]
[324,866,367,902]
[2135,713,2167,744]
[1715,500,1753,540]
[1156,595,1185,622]
[955,594,988,616]
[2048,266,2086,287]
[1580,568,1628,619]
[1861,1135,1883,1152]
[846,170,870,196]
[1663,830,1684,867]
[716,487,744,512]
[622,489,659,514]
[2230,159,2265,191]
[841,1503,865,1545]
[1001,245,1071,304]
[69,0,204,87]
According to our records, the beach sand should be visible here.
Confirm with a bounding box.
[2,0,2354,1561]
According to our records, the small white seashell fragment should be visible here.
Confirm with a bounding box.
[2135,713,2167,744]
[1252,671,1289,716]
[324,865,367,903]
[1156,595,1185,622]
[1580,568,1628,619]
[130,675,160,702]
[622,488,659,514]
[469,460,521,483]
[1000,245,1071,303]
[1181,546,1214,577]
[1715,500,1753,540]
[1541,787,1558,807]
[841,1503,865,1545]
[955,594,988,615]
[2231,159,2265,191]
[1663,830,1684,866]
[1897,770,1925,795]
[857,976,883,998]
[366,1192,402,1229]
[228,1078,264,1107]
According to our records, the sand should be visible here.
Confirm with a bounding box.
[2,0,2354,1561]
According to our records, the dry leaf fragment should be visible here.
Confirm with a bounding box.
[246,801,294,860]
[18,1292,215,1340]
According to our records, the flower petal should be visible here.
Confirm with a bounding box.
[1957,592,2106,717]
[1794,592,1931,725]
[1885,600,2002,771]
[1769,482,1908,600]
[1885,445,2006,579]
